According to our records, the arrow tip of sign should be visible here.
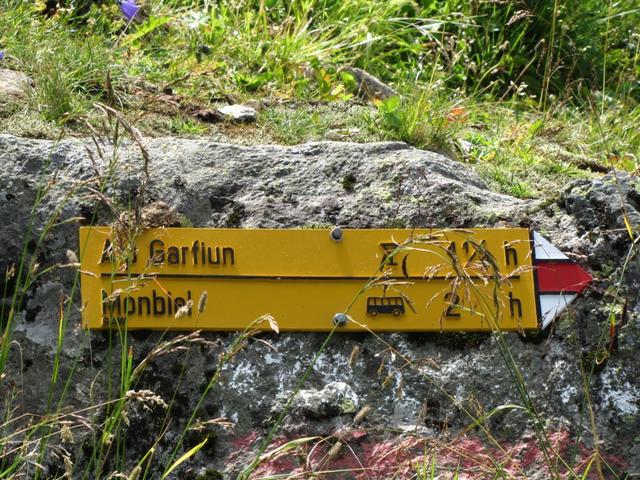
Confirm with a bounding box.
[533,231,593,330]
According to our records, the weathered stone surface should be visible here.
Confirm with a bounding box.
[0,134,638,478]
[273,381,359,421]
[0,68,31,100]
[344,67,398,100]
[217,104,257,122]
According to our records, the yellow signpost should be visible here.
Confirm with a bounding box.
[79,227,540,331]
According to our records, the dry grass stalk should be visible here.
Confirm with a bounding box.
[348,345,360,368]
[174,300,193,319]
[65,249,79,264]
[60,423,74,444]
[353,405,371,425]
[197,291,208,313]
[188,417,235,432]
[93,102,150,181]
[131,330,211,381]
[326,440,343,460]
[127,465,142,480]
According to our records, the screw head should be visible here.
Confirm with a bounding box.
[333,313,348,327]
[330,227,343,242]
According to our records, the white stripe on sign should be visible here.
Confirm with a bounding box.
[533,231,568,260]
[539,293,577,329]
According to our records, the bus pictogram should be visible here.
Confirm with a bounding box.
[366,297,405,317]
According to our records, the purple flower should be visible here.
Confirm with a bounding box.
[0,51,4,61]
[119,0,141,22]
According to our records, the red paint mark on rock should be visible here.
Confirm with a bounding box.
[231,431,259,450]
[226,429,627,479]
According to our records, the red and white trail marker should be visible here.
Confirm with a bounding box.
[533,232,593,329]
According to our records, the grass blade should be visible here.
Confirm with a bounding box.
[161,438,207,479]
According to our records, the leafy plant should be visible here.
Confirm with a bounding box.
[374,91,467,155]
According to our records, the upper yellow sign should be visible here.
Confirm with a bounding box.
[79,227,539,331]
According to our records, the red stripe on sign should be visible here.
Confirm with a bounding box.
[536,261,592,294]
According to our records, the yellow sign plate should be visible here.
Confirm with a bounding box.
[79,227,539,331]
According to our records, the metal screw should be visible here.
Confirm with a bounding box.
[333,313,348,327]
[330,227,343,242]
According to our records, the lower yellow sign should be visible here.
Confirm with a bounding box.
[79,227,539,331]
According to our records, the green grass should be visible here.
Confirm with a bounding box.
[0,1,637,140]
[261,102,376,144]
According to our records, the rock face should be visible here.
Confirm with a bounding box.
[0,68,31,100]
[0,134,638,479]
[217,104,258,122]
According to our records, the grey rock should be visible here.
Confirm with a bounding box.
[274,381,359,419]
[0,68,32,100]
[344,67,398,100]
[217,104,257,122]
[0,134,638,477]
